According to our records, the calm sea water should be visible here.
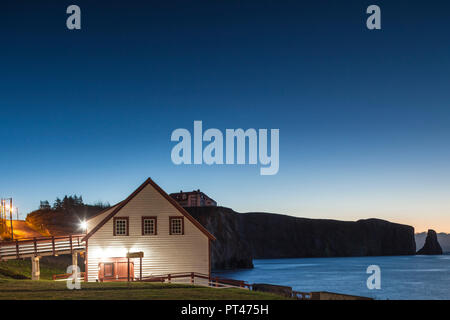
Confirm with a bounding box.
[213,255,450,300]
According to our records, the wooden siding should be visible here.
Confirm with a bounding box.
[87,205,117,230]
[86,183,209,282]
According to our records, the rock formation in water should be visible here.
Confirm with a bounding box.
[186,206,417,270]
[415,232,450,253]
[416,229,443,255]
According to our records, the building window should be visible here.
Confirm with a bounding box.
[114,217,129,236]
[142,216,157,235]
[191,197,197,207]
[169,217,184,235]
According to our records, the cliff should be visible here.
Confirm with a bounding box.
[242,212,416,258]
[417,229,443,255]
[187,207,417,269]
[186,207,254,270]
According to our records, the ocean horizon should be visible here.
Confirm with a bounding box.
[213,254,450,300]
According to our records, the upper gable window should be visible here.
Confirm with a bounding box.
[142,217,157,235]
[169,217,184,235]
[114,217,129,236]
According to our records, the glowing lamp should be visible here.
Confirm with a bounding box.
[80,220,87,231]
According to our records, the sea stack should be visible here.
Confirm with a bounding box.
[417,229,443,255]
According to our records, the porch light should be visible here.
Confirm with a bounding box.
[79,220,87,231]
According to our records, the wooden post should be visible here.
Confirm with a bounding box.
[168,274,171,283]
[15,239,19,259]
[72,252,78,268]
[33,237,37,255]
[69,235,73,254]
[52,236,55,256]
[140,256,142,281]
[190,272,194,284]
[31,256,40,280]
[72,251,78,279]
[127,257,130,282]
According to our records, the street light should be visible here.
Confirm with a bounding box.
[9,206,18,220]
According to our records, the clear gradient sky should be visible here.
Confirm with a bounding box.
[1,1,449,232]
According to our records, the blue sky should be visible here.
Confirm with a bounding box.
[1,1,449,232]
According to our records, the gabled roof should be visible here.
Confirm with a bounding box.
[82,178,216,241]
[86,200,124,220]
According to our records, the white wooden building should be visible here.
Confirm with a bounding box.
[83,178,215,282]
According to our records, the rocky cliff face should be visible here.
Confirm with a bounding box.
[243,213,416,258]
[187,207,417,270]
[417,229,443,255]
[187,207,254,270]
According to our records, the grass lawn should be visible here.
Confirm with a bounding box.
[0,259,289,300]
[0,279,289,300]
[0,259,66,280]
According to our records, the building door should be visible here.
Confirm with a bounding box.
[99,258,134,281]
[104,263,114,277]
[116,261,134,280]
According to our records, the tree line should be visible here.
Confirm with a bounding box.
[39,195,109,212]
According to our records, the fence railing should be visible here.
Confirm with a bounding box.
[106,272,314,298]
[0,234,85,260]
[138,272,251,289]
[52,272,86,280]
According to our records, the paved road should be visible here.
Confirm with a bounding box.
[5,220,43,239]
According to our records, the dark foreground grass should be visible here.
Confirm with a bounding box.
[0,259,66,280]
[0,279,289,300]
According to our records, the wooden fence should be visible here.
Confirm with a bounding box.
[0,234,85,260]
[52,272,86,280]
[139,272,251,289]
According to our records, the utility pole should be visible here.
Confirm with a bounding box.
[0,199,6,233]
[9,198,14,240]
[1,198,15,240]
[0,200,3,232]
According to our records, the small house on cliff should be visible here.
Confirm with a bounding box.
[83,178,215,282]
[170,190,217,207]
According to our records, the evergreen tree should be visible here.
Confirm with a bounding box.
[53,198,62,210]
[40,200,51,210]
[62,195,69,211]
